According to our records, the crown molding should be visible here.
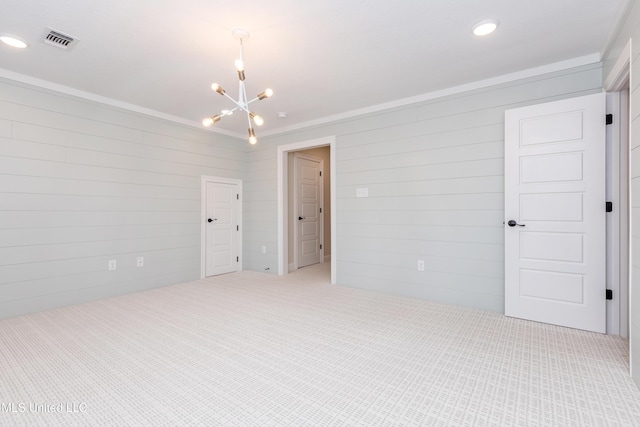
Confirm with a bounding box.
[0,67,242,138]
[0,53,601,139]
[260,53,601,137]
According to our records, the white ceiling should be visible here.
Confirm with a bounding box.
[0,0,630,139]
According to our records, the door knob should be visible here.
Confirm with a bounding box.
[208,218,217,223]
[507,220,525,227]
[298,216,305,220]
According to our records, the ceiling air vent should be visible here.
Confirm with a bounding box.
[43,28,79,50]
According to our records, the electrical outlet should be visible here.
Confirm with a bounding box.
[136,256,144,267]
[417,260,425,271]
[108,259,117,271]
[261,245,266,254]
[356,188,369,198]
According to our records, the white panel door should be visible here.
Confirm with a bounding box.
[505,93,606,333]
[295,155,322,268]
[205,182,238,276]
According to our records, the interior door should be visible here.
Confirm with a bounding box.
[295,154,322,268]
[504,92,606,333]
[205,182,238,276]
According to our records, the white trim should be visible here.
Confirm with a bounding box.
[606,92,618,335]
[262,54,601,137]
[200,175,243,279]
[604,39,631,91]
[0,54,600,140]
[0,69,241,139]
[600,0,634,62]
[620,88,630,339]
[606,92,625,336]
[604,41,632,341]
[630,38,635,378]
[278,136,336,285]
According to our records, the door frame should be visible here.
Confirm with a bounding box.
[293,152,324,270]
[200,175,243,278]
[605,90,630,337]
[604,39,631,338]
[277,136,336,284]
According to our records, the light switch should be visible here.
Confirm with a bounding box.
[356,188,369,198]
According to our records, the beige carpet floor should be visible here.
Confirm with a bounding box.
[1,263,639,426]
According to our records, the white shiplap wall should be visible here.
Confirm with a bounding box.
[0,79,246,319]
[0,62,605,320]
[246,64,603,312]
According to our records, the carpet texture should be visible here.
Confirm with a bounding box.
[1,263,639,426]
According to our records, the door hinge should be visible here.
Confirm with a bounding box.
[237,194,239,200]
[237,225,239,231]
[606,114,613,125]
[319,171,322,176]
[606,289,613,300]
[606,202,613,213]
[319,207,322,213]
[236,256,239,263]
[320,244,322,249]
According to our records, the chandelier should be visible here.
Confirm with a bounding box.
[202,28,273,145]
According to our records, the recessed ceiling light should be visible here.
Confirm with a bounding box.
[472,19,499,37]
[0,34,29,48]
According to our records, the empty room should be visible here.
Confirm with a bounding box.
[2,0,640,425]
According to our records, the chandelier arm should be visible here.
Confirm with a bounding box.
[221,91,251,114]
[221,106,240,116]
[238,80,244,105]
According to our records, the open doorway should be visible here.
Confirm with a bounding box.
[289,150,327,271]
[277,136,337,284]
